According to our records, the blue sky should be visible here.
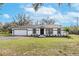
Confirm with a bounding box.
[0,3,79,26]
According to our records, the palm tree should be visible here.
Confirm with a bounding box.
[32,3,71,12]
[32,3,42,12]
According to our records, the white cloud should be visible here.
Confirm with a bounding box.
[20,4,32,9]
[24,7,35,13]
[66,12,79,17]
[49,11,79,25]
[23,6,57,15]
[21,4,79,26]
[20,4,35,14]
[71,4,79,11]
[72,4,79,7]
[3,14,10,18]
[60,12,79,24]
[61,12,79,23]
[37,7,57,15]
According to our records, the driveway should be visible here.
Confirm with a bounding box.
[0,36,25,40]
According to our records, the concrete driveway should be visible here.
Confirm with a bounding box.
[0,36,25,40]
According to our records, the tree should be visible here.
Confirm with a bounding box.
[2,23,12,33]
[69,17,79,34]
[10,20,17,27]
[76,17,79,28]
[41,17,55,25]
[32,3,42,12]
[64,27,69,32]
[13,13,32,26]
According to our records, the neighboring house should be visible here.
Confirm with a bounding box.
[12,24,68,37]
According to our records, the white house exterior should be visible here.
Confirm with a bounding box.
[12,24,68,37]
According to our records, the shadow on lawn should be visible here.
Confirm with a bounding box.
[53,36,73,39]
[34,35,73,39]
[66,36,73,39]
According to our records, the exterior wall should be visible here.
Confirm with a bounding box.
[28,31,32,36]
[44,29,46,35]
[12,27,68,36]
[45,29,53,36]
[27,28,32,36]
[36,28,40,35]
[53,31,57,36]
[33,28,47,35]
[53,28,57,36]
[61,31,64,36]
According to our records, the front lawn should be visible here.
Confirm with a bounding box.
[0,35,79,56]
[0,32,11,36]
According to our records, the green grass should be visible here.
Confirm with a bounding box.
[0,35,79,56]
[0,32,11,36]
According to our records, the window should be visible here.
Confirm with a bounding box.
[46,28,53,35]
[33,28,36,34]
[57,28,61,34]
[49,28,53,34]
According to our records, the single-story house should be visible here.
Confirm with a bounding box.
[12,24,68,37]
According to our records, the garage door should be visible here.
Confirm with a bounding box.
[13,30,27,35]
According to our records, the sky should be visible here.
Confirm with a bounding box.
[0,3,79,26]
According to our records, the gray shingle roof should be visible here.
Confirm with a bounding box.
[12,24,62,29]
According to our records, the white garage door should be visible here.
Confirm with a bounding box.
[13,30,27,35]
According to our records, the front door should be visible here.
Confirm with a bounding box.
[40,28,44,35]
